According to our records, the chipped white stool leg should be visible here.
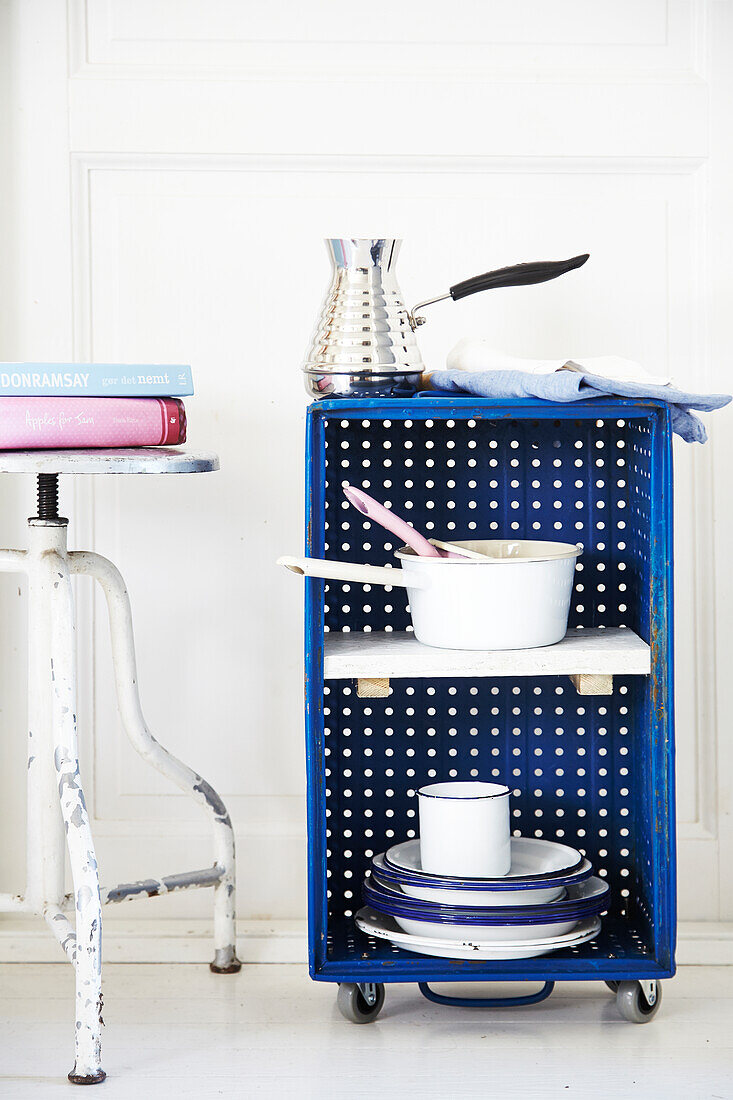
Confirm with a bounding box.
[0,551,31,924]
[47,545,105,1085]
[70,550,241,973]
[24,527,66,925]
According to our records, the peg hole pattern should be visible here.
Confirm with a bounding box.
[313,408,668,971]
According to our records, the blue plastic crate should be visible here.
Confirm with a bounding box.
[303,398,675,990]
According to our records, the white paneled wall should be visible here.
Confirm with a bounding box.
[0,0,731,946]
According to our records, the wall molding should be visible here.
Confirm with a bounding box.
[1,916,731,965]
[63,58,721,916]
[87,819,306,841]
[678,820,717,842]
[70,151,709,176]
[67,149,717,841]
[0,917,307,964]
[67,0,706,84]
[686,161,719,838]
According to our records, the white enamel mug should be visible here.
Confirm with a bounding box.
[418,781,511,878]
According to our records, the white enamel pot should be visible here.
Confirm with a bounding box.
[278,539,580,651]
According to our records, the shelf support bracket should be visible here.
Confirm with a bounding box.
[357,677,390,699]
[569,673,614,696]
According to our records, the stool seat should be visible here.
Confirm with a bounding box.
[0,447,218,475]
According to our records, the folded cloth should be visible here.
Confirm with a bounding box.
[423,367,730,443]
[444,339,673,387]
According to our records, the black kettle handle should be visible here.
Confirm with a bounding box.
[449,253,589,301]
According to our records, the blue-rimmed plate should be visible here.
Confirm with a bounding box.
[355,907,602,961]
[363,875,609,942]
[372,851,590,905]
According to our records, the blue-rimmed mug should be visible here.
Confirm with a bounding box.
[418,780,511,878]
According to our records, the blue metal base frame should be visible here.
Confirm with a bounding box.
[418,980,555,1009]
[303,397,676,993]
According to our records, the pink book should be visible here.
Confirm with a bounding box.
[0,397,186,449]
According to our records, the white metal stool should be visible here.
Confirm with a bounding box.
[0,448,241,1085]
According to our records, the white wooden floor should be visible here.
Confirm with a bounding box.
[1,964,732,1098]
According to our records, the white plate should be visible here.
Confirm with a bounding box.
[401,878,569,907]
[394,914,579,941]
[373,853,578,907]
[355,907,602,961]
[385,837,584,884]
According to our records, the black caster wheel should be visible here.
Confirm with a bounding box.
[605,980,620,993]
[336,982,385,1024]
[615,980,662,1023]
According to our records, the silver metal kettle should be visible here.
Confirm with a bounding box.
[303,238,588,400]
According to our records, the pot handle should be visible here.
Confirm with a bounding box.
[277,555,426,589]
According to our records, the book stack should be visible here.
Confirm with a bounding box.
[0,364,193,449]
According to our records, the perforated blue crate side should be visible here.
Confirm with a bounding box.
[304,398,675,983]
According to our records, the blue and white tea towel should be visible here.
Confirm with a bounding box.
[423,343,730,443]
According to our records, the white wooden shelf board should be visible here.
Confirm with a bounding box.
[323,627,651,681]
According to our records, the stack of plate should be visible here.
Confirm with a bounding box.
[356,837,608,961]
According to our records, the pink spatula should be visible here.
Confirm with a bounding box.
[343,487,484,559]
